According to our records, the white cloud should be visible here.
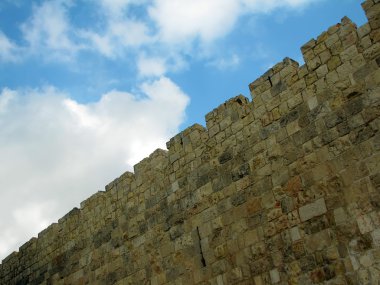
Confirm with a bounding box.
[0,78,189,260]
[8,0,320,66]
[209,54,240,70]
[137,54,166,77]
[21,0,81,60]
[148,0,320,45]
[98,0,131,17]
[110,20,152,47]
[0,31,19,62]
[97,0,148,18]
[148,0,240,44]
[0,201,54,259]
[241,0,320,13]
[80,0,153,57]
[0,88,16,111]
[82,19,153,58]
[80,31,114,57]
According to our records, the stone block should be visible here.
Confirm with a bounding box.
[316,64,329,78]
[246,197,262,215]
[270,268,280,283]
[299,198,327,222]
[284,176,303,197]
[333,207,348,225]
[290,226,301,242]
[357,215,374,234]
[305,230,332,253]
[371,229,380,247]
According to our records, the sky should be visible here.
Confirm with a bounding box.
[0,0,366,261]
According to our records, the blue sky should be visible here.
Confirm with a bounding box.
[0,0,366,260]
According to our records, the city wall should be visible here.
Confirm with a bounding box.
[1,0,380,284]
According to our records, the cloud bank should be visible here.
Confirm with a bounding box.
[1,0,321,67]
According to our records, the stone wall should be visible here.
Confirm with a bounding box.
[1,0,380,284]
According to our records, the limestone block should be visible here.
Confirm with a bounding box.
[290,226,301,242]
[270,268,280,283]
[358,23,371,39]
[316,64,329,78]
[363,42,380,60]
[360,253,374,267]
[286,120,301,136]
[326,71,340,85]
[305,229,332,253]
[254,275,264,285]
[306,56,322,71]
[357,214,374,234]
[319,49,332,64]
[301,39,316,54]
[267,208,282,222]
[334,207,348,225]
[314,42,327,55]
[325,33,340,48]
[299,198,327,222]
[372,229,380,247]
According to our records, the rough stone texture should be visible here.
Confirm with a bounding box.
[1,1,380,284]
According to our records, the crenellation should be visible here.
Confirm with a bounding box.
[205,95,251,132]
[363,0,380,24]
[133,149,169,193]
[249,58,299,108]
[167,124,207,154]
[301,38,316,54]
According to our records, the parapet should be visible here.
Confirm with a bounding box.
[134,148,168,175]
[166,124,207,154]
[249,57,299,101]
[205,95,251,133]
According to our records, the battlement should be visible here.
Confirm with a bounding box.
[167,124,207,154]
[1,1,380,284]
[249,57,299,100]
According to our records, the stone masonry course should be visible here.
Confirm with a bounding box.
[1,0,380,284]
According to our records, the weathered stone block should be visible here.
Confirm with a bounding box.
[270,268,280,283]
[305,230,332,254]
[299,198,327,222]
[357,215,374,234]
